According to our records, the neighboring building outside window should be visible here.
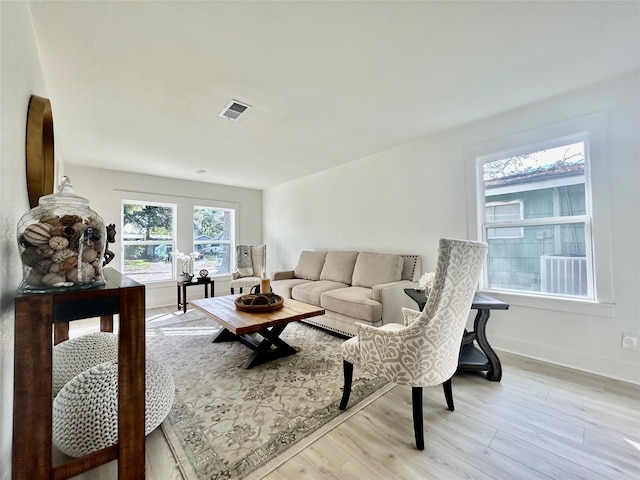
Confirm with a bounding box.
[121,201,176,283]
[476,135,593,299]
[193,206,234,276]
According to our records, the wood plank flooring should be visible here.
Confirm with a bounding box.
[67,308,640,479]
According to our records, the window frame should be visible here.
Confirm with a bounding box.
[465,111,614,316]
[485,200,524,239]
[117,190,239,286]
[193,205,236,276]
[476,133,594,300]
[120,199,177,283]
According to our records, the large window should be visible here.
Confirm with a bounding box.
[121,201,176,283]
[476,135,594,299]
[193,206,234,275]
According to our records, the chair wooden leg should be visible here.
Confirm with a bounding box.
[230,287,235,294]
[442,378,454,411]
[339,360,353,410]
[412,387,424,450]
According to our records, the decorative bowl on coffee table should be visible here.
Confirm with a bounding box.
[235,293,284,312]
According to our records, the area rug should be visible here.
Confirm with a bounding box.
[145,310,391,480]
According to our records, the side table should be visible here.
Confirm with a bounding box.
[177,277,214,313]
[404,289,509,381]
[13,268,145,480]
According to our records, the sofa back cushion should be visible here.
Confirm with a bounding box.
[294,251,327,280]
[352,252,403,288]
[320,251,359,284]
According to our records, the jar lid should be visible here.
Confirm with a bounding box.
[38,176,89,207]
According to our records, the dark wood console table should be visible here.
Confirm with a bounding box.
[12,268,146,479]
[177,277,214,313]
[404,289,509,382]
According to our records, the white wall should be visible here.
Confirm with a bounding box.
[264,73,640,384]
[64,165,263,308]
[0,3,50,478]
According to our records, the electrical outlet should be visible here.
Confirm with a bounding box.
[621,333,639,351]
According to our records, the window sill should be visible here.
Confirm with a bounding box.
[479,290,615,318]
[143,274,233,288]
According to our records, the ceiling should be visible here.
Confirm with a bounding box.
[28,1,639,190]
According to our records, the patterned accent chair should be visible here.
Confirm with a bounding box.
[229,244,266,294]
[340,238,488,450]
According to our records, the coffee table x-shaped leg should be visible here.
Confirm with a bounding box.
[191,296,325,370]
[211,325,297,369]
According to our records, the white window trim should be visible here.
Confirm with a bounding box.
[115,189,239,287]
[121,199,177,283]
[464,111,615,316]
[479,133,595,299]
[485,200,524,239]
[193,205,236,275]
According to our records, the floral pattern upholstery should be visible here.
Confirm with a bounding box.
[341,238,488,388]
[230,244,266,292]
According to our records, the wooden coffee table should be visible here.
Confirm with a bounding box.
[190,295,325,369]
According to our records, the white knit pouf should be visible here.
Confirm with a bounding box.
[52,359,175,457]
[53,332,118,397]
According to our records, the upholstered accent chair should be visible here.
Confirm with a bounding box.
[339,238,488,450]
[230,244,266,294]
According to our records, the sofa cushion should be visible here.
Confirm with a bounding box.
[271,278,312,299]
[294,251,327,281]
[319,251,358,284]
[292,280,349,307]
[351,252,403,288]
[321,287,382,323]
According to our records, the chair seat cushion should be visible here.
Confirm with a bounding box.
[271,278,313,299]
[230,276,261,289]
[292,280,349,307]
[342,322,404,364]
[321,287,381,323]
[342,336,360,364]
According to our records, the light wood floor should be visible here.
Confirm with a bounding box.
[69,308,640,480]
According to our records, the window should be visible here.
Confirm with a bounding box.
[485,201,523,239]
[193,206,234,275]
[121,201,176,283]
[476,135,594,299]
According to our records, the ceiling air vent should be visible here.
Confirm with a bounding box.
[219,99,251,120]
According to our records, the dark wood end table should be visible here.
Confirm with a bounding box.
[404,289,509,382]
[177,277,214,313]
[13,268,145,480]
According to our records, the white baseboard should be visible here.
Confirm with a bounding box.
[493,335,640,386]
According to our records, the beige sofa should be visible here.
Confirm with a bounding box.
[271,250,421,336]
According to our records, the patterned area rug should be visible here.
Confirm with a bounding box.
[146,310,390,480]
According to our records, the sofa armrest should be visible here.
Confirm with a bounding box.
[373,280,421,325]
[371,280,416,302]
[272,270,295,281]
